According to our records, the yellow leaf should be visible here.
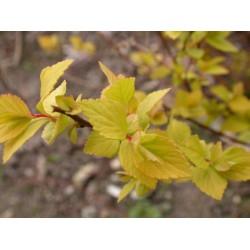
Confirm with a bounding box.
[0,94,33,143]
[42,81,67,116]
[118,179,136,203]
[210,142,231,172]
[137,133,191,179]
[137,89,170,127]
[69,35,84,51]
[192,166,227,200]
[84,130,120,158]
[135,181,151,197]
[167,119,191,145]
[0,94,31,118]
[41,122,55,143]
[3,118,48,163]
[228,96,250,114]
[180,135,210,169]
[127,114,140,136]
[162,31,182,40]
[222,116,250,133]
[37,34,60,54]
[98,62,118,86]
[42,115,73,144]
[221,147,250,181]
[80,99,128,140]
[39,60,73,101]
[102,77,135,105]
[119,140,157,189]
[0,118,31,143]
[211,85,232,102]
[68,126,77,144]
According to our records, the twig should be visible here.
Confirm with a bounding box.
[157,32,177,64]
[163,104,250,148]
[96,32,132,62]
[13,32,23,67]
[52,106,92,128]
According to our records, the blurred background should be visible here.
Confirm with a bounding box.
[1,31,250,218]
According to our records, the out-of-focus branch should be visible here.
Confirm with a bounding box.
[163,104,250,149]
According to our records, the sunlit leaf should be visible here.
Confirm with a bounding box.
[39,60,73,101]
[42,80,67,116]
[119,140,157,189]
[118,179,136,203]
[68,126,77,144]
[103,77,135,105]
[222,116,250,133]
[137,89,170,128]
[84,130,120,158]
[137,133,191,179]
[206,33,238,53]
[98,62,118,85]
[221,147,250,181]
[180,135,210,169]
[3,118,48,163]
[167,119,191,145]
[162,31,182,40]
[37,34,60,54]
[0,95,33,143]
[80,99,127,140]
[192,166,227,200]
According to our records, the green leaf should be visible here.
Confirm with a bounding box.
[119,140,157,189]
[211,85,232,102]
[42,80,67,116]
[206,34,238,53]
[187,48,204,59]
[80,99,128,140]
[228,96,250,114]
[137,89,170,127]
[3,118,48,163]
[40,59,73,100]
[192,166,227,200]
[167,119,191,145]
[84,130,120,158]
[118,179,136,203]
[150,65,170,79]
[135,181,151,197]
[180,135,210,169]
[137,133,191,179]
[98,61,118,85]
[102,77,135,105]
[204,65,229,75]
[68,126,77,144]
[191,31,207,44]
[222,116,250,133]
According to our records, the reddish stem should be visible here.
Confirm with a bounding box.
[31,113,56,122]
[126,135,132,141]
[32,113,48,118]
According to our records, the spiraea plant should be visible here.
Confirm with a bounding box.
[1,58,250,202]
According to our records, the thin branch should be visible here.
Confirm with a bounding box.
[52,106,92,128]
[13,32,23,67]
[97,32,132,62]
[163,104,250,148]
